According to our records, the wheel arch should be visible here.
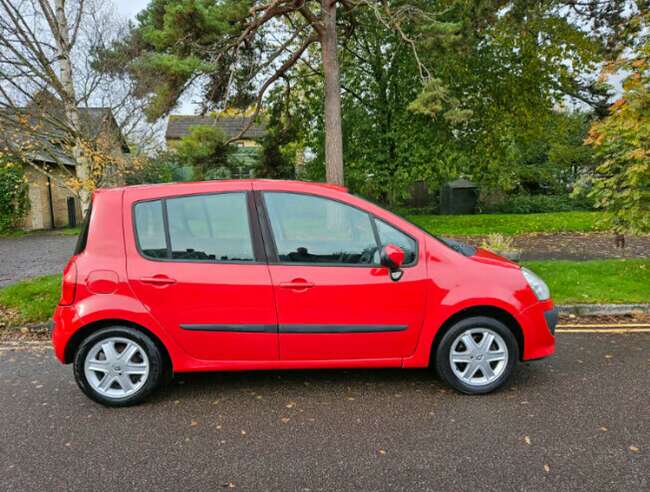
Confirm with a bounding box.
[63,318,172,374]
[428,305,524,366]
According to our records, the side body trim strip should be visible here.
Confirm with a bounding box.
[180,324,277,333]
[280,324,407,334]
[180,324,408,334]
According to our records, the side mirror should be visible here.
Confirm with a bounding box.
[381,244,405,281]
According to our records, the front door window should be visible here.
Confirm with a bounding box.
[263,192,378,265]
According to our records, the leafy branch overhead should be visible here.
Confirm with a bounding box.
[101,0,458,121]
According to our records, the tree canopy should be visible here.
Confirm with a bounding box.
[98,0,648,227]
[586,26,650,234]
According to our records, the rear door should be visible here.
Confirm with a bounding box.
[124,182,278,361]
[256,185,429,362]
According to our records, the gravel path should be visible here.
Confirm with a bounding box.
[451,232,650,261]
[0,234,76,287]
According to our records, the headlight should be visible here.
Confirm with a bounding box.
[521,267,550,301]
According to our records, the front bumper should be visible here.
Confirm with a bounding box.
[520,300,556,361]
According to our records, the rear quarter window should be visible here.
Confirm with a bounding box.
[73,202,92,255]
[134,200,168,258]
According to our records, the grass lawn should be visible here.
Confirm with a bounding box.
[408,211,607,236]
[523,259,650,305]
[0,258,648,327]
[0,226,80,238]
[53,227,81,236]
[0,274,61,325]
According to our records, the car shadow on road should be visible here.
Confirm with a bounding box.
[147,362,552,404]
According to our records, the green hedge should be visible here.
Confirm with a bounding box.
[0,161,29,231]
[483,194,593,214]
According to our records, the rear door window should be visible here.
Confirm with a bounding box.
[133,192,255,262]
[166,193,254,261]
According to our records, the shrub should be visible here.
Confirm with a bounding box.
[0,160,29,231]
[480,234,521,255]
[585,41,650,235]
[125,153,194,185]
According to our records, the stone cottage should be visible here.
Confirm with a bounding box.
[1,100,129,231]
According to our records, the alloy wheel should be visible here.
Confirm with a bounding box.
[84,337,150,399]
[449,328,508,387]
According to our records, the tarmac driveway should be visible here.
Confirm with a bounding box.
[0,332,647,491]
[0,233,76,287]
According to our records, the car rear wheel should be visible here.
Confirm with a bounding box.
[73,326,164,407]
[435,316,518,394]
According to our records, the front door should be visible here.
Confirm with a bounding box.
[259,190,428,361]
[125,187,278,361]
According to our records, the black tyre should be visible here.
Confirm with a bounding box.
[73,326,164,407]
[435,316,518,395]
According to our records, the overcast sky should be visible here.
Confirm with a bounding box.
[113,0,149,20]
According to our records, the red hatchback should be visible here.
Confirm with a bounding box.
[51,179,556,406]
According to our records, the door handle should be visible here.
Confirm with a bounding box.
[140,275,177,286]
[279,279,314,290]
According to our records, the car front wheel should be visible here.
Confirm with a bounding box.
[73,326,164,406]
[435,316,518,394]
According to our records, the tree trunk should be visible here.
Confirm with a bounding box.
[320,0,344,185]
[54,0,91,213]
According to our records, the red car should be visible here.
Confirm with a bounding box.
[51,179,556,406]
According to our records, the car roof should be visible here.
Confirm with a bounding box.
[98,179,348,196]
